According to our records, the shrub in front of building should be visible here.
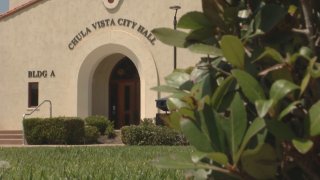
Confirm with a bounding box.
[105,120,116,138]
[23,117,85,145]
[84,125,100,144]
[63,118,85,144]
[85,115,115,137]
[121,123,188,146]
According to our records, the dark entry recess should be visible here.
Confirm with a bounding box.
[109,57,140,129]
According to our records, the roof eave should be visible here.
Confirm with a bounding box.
[0,0,45,21]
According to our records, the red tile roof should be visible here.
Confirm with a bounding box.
[0,0,44,20]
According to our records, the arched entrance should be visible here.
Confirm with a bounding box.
[109,57,140,128]
[77,41,159,123]
[91,54,140,129]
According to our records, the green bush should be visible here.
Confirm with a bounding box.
[105,120,116,138]
[85,116,114,136]
[84,126,100,144]
[23,117,84,145]
[121,123,187,146]
[140,118,154,126]
[41,118,66,144]
[64,118,85,144]
[23,118,44,144]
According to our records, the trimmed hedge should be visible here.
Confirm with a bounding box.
[85,116,115,137]
[84,126,100,144]
[64,118,85,144]
[121,123,188,146]
[23,117,84,145]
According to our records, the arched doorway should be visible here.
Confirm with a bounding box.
[109,57,140,129]
[77,42,159,122]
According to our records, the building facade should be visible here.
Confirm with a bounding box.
[0,0,202,130]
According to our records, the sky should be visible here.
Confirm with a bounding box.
[0,0,9,13]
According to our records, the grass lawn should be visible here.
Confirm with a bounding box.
[0,146,192,179]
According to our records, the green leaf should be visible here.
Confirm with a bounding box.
[217,91,236,113]
[179,107,196,120]
[257,4,286,33]
[186,28,217,44]
[221,35,245,69]
[256,129,268,146]
[190,66,210,84]
[153,153,195,169]
[191,151,208,163]
[170,92,190,99]
[270,80,299,103]
[152,28,189,48]
[232,70,266,103]
[197,104,223,152]
[178,11,213,30]
[202,0,225,27]
[255,99,274,118]
[292,138,314,154]
[229,93,247,162]
[254,47,283,63]
[289,52,303,64]
[271,68,293,82]
[165,71,190,88]
[151,85,181,93]
[299,46,314,59]
[207,152,229,166]
[241,144,277,179]
[191,74,217,100]
[167,97,190,111]
[191,83,203,100]
[179,81,193,91]
[154,152,229,179]
[300,73,311,96]
[309,101,320,136]
[191,151,229,166]
[188,43,222,56]
[202,74,217,97]
[180,118,215,152]
[211,76,236,110]
[266,120,295,140]
[308,58,320,78]
[235,118,266,164]
[278,101,300,120]
[167,111,181,130]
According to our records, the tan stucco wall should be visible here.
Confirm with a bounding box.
[0,0,202,130]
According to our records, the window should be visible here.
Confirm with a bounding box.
[28,82,38,107]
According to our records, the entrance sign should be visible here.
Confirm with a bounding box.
[68,18,157,50]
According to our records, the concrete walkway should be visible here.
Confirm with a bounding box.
[0,130,125,147]
[0,143,125,148]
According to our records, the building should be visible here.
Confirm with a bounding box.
[0,0,201,130]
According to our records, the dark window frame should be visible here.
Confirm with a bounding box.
[28,82,39,108]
